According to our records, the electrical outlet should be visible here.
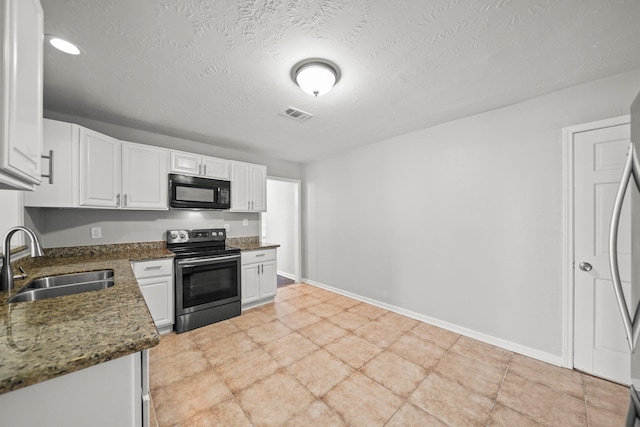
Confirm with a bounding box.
[242,219,248,226]
[90,227,102,239]
[224,224,230,232]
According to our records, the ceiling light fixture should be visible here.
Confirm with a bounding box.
[45,35,83,55]
[291,59,341,97]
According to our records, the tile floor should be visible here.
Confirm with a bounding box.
[149,283,629,427]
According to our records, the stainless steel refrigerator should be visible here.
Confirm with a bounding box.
[611,90,640,426]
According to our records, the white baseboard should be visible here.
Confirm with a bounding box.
[302,278,564,367]
[277,270,296,280]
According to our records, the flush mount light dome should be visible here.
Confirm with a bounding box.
[45,35,83,55]
[291,59,341,97]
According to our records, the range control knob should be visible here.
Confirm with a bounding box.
[179,232,187,240]
[169,231,178,240]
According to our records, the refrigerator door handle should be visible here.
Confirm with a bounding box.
[609,142,640,352]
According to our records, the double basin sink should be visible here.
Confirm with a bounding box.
[7,270,114,303]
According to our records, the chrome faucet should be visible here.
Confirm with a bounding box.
[1,226,44,292]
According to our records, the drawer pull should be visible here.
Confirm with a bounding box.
[256,254,265,257]
[144,266,163,271]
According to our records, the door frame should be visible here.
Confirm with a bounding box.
[562,115,630,368]
[263,176,302,283]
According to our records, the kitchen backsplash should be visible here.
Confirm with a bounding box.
[24,207,260,248]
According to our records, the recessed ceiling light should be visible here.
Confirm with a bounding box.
[291,59,341,97]
[45,35,83,55]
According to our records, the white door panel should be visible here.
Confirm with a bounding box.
[574,122,631,384]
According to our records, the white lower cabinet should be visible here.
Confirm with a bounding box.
[241,249,277,308]
[0,351,149,427]
[131,259,174,334]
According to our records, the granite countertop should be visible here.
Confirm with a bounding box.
[0,242,173,395]
[226,236,280,251]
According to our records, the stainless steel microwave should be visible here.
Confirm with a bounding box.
[169,174,231,210]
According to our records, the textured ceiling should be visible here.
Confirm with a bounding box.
[42,0,640,163]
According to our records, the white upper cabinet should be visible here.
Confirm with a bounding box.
[26,119,168,210]
[79,128,120,207]
[0,0,43,190]
[170,150,229,180]
[121,142,168,209]
[230,161,266,212]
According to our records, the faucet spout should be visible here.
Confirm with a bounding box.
[1,226,44,292]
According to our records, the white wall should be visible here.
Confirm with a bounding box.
[25,208,259,248]
[303,69,640,360]
[0,190,24,247]
[265,179,298,278]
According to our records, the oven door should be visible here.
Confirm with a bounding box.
[175,254,241,316]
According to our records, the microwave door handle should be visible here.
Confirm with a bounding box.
[609,142,640,352]
[177,255,240,267]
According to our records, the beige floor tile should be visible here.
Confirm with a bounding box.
[508,353,584,400]
[259,299,299,317]
[487,403,542,426]
[287,349,354,397]
[230,309,271,330]
[283,400,347,427]
[305,288,339,302]
[278,309,321,330]
[153,370,232,427]
[150,331,198,361]
[275,287,302,301]
[409,322,460,349]
[450,336,512,370]
[327,294,361,309]
[436,351,506,399]
[354,320,405,348]
[306,302,346,318]
[325,334,383,369]
[264,332,319,367]
[298,320,349,346]
[386,403,447,427]
[587,403,628,427]
[409,372,494,427]
[150,347,211,391]
[245,319,292,345]
[149,393,159,427]
[215,348,281,393]
[323,372,404,427]
[236,371,315,427]
[347,302,388,319]
[176,398,253,427]
[327,311,371,331]
[497,372,587,426]
[583,374,629,414]
[361,351,427,398]
[189,319,241,348]
[200,331,258,366]
[388,333,446,369]
[376,311,419,332]
[287,294,324,309]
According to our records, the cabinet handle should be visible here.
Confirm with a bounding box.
[144,265,162,271]
[203,164,207,175]
[261,264,264,274]
[199,164,202,175]
[256,253,265,257]
[41,150,54,184]
[124,194,128,207]
[116,194,121,207]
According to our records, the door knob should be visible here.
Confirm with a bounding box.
[579,262,593,272]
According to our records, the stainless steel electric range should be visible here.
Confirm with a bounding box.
[166,228,241,333]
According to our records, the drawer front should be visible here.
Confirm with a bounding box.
[131,258,173,279]
[241,249,276,265]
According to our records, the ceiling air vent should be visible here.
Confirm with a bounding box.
[280,106,313,122]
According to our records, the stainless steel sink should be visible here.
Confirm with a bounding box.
[7,270,115,303]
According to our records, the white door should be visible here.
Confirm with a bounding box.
[260,261,277,298]
[79,128,121,207]
[241,264,260,304]
[574,121,632,384]
[250,164,267,211]
[230,161,250,211]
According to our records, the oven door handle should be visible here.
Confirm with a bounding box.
[176,254,240,267]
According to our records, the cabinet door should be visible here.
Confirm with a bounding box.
[122,142,168,210]
[202,155,230,179]
[79,128,121,207]
[241,263,260,304]
[0,0,43,189]
[260,260,277,298]
[230,161,250,211]
[250,164,267,212]
[170,150,201,175]
[137,276,173,330]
